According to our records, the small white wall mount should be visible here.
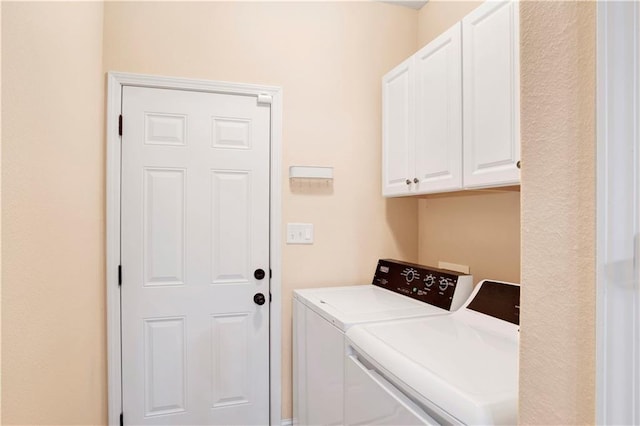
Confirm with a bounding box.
[288,166,333,180]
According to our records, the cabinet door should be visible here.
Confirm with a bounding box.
[414,23,463,194]
[462,0,520,188]
[382,57,415,197]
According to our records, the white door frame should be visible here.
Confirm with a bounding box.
[596,3,640,424]
[106,72,283,426]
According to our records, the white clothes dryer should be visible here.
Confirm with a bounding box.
[293,259,473,426]
[345,279,520,425]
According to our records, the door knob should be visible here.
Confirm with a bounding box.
[254,269,266,280]
[254,293,266,306]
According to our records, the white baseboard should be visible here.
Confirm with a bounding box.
[281,418,293,426]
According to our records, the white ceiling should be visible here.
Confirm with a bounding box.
[382,0,428,10]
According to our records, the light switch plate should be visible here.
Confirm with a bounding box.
[287,223,314,244]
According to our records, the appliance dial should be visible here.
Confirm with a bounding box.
[424,274,436,287]
[439,277,450,292]
[402,268,418,284]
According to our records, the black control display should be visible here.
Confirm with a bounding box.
[466,281,520,325]
[372,259,467,311]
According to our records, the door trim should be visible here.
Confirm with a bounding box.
[106,72,283,425]
[596,3,640,424]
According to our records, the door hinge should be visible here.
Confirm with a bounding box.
[118,265,122,286]
[118,114,123,136]
[257,93,272,105]
[119,412,123,426]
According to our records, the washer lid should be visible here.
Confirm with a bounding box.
[346,310,519,425]
[293,285,449,331]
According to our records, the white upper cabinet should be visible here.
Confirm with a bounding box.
[382,0,520,197]
[382,23,462,197]
[462,0,520,188]
[382,57,414,197]
[415,23,463,193]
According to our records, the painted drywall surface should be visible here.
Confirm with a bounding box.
[519,1,596,424]
[418,191,521,284]
[417,1,597,422]
[2,2,106,424]
[0,0,3,420]
[417,0,481,47]
[103,1,418,419]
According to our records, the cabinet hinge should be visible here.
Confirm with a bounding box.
[119,412,123,426]
[269,292,272,303]
[257,93,272,105]
[118,265,122,286]
[269,268,272,279]
[118,114,123,136]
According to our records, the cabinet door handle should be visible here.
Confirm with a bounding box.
[413,178,419,184]
[405,179,411,185]
[517,161,521,169]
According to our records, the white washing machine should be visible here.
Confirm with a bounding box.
[345,279,520,425]
[293,259,474,426]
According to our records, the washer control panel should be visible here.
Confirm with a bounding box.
[372,259,472,311]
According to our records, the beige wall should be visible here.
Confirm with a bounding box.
[416,1,520,285]
[417,0,482,46]
[519,2,596,424]
[418,191,521,284]
[103,1,419,421]
[417,1,597,423]
[2,2,417,422]
[1,2,106,424]
[1,1,599,424]
[0,0,3,420]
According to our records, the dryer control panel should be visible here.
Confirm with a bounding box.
[466,280,521,325]
[372,259,473,311]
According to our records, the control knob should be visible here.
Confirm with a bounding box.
[424,274,436,287]
[402,268,418,284]
[439,277,449,292]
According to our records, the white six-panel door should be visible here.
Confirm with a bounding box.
[120,86,270,425]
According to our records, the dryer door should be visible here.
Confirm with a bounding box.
[345,354,438,425]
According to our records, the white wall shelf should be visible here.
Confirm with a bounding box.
[289,166,333,180]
